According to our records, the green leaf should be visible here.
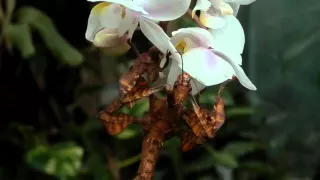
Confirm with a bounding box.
[179,16,197,28]
[115,125,141,140]
[199,89,234,106]
[183,155,215,173]
[226,107,254,117]
[130,98,149,117]
[222,142,264,158]
[205,145,238,168]
[7,23,35,58]
[26,142,84,177]
[240,161,275,174]
[117,154,141,168]
[16,7,83,66]
[163,136,181,148]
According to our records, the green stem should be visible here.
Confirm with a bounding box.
[117,154,141,168]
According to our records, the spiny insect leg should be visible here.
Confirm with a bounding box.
[181,110,207,137]
[172,72,192,105]
[98,111,137,135]
[123,76,149,109]
[119,54,151,95]
[121,85,165,104]
[136,95,167,132]
[134,120,170,180]
[178,130,205,152]
[98,100,136,135]
[190,96,217,138]
[210,82,227,131]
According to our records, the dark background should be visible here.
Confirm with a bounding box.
[1,0,320,179]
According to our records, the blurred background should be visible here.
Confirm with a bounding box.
[1,0,320,179]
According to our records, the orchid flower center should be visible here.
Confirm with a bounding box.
[91,2,112,15]
[219,2,233,15]
[174,40,188,54]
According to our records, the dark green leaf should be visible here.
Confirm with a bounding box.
[199,89,234,106]
[222,142,264,158]
[163,136,181,148]
[117,154,141,168]
[240,161,275,174]
[7,23,35,58]
[226,107,254,117]
[183,155,215,173]
[115,125,141,140]
[205,145,238,168]
[16,7,83,66]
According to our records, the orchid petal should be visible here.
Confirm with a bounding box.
[213,49,257,90]
[100,42,131,56]
[219,2,234,15]
[229,3,240,16]
[179,47,233,86]
[209,0,223,8]
[139,17,177,55]
[167,60,206,95]
[171,27,215,48]
[88,0,148,14]
[192,0,211,18]
[199,11,226,29]
[117,9,138,38]
[99,3,122,29]
[209,15,245,55]
[224,0,256,5]
[85,2,112,42]
[93,28,119,47]
[137,0,191,21]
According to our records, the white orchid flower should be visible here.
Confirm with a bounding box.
[85,0,191,56]
[209,15,244,65]
[192,0,256,29]
[166,27,256,94]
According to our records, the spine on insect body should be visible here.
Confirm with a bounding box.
[134,120,170,180]
[179,130,205,152]
[98,111,136,135]
[211,97,225,130]
[172,72,192,105]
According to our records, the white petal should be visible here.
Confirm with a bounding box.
[179,47,233,86]
[93,28,119,47]
[213,49,257,90]
[137,0,191,21]
[167,60,206,95]
[99,3,122,29]
[171,27,215,48]
[139,17,177,55]
[209,15,245,55]
[85,12,101,42]
[209,0,223,8]
[88,0,148,14]
[199,11,226,29]
[192,0,212,18]
[219,2,234,15]
[229,3,240,16]
[224,0,256,5]
[117,9,139,38]
[85,2,114,42]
